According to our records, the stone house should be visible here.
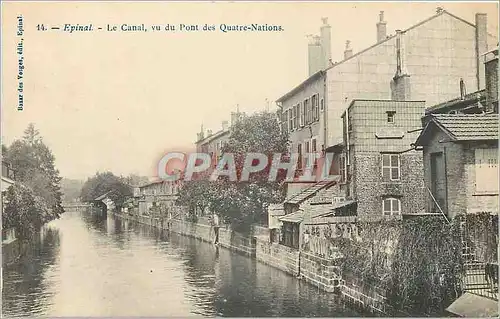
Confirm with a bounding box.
[414,114,498,219]
[340,82,427,216]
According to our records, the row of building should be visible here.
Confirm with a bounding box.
[124,8,498,243]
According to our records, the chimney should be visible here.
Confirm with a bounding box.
[231,111,242,126]
[459,78,466,100]
[344,40,353,59]
[308,35,322,76]
[320,17,332,70]
[376,11,387,42]
[207,129,213,137]
[475,13,488,90]
[390,30,411,101]
[222,120,229,131]
[484,48,499,113]
[197,124,205,141]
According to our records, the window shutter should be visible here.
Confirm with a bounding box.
[476,148,499,193]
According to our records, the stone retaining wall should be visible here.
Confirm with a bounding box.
[255,238,300,276]
[340,273,389,315]
[300,252,343,293]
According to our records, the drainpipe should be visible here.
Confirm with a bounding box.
[297,221,303,278]
[323,74,328,151]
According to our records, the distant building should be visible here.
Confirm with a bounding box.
[277,10,497,158]
[2,161,16,244]
[94,192,116,212]
[137,180,180,217]
[195,111,245,167]
[1,161,15,192]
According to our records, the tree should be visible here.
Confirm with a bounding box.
[3,183,53,240]
[80,171,133,211]
[177,111,289,232]
[61,178,85,202]
[5,123,65,219]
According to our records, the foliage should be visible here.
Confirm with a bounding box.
[2,183,56,240]
[338,216,464,316]
[337,220,401,286]
[5,124,65,218]
[388,216,464,315]
[60,178,85,203]
[176,111,289,232]
[80,171,133,211]
[463,212,498,263]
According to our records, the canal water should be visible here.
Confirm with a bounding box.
[2,210,362,317]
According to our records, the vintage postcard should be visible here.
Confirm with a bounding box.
[1,1,499,317]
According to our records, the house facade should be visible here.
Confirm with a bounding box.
[341,98,426,216]
[415,114,498,219]
[195,111,245,167]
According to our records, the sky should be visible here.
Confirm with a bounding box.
[2,1,498,180]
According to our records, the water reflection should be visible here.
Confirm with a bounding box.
[2,211,361,317]
[2,226,61,317]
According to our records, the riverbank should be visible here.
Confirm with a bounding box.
[110,211,390,316]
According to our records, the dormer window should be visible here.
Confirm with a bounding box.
[387,111,396,123]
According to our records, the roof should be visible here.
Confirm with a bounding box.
[309,184,341,205]
[276,70,325,103]
[275,9,493,105]
[139,180,163,189]
[415,114,499,145]
[278,210,304,223]
[309,200,357,218]
[285,178,340,205]
[425,90,485,115]
[94,191,113,201]
[446,292,498,317]
[196,129,230,145]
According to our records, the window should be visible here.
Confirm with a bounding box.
[383,198,401,215]
[311,138,318,168]
[288,108,293,131]
[303,99,309,125]
[475,148,499,193]
[293,104,298,129]
[297,143,302,169]
[320,99,324,112]
[281,110,288,133]
[300,101,306,127]
[382,153,400,180]
[312,94,319,121]
[387,111,396,123]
